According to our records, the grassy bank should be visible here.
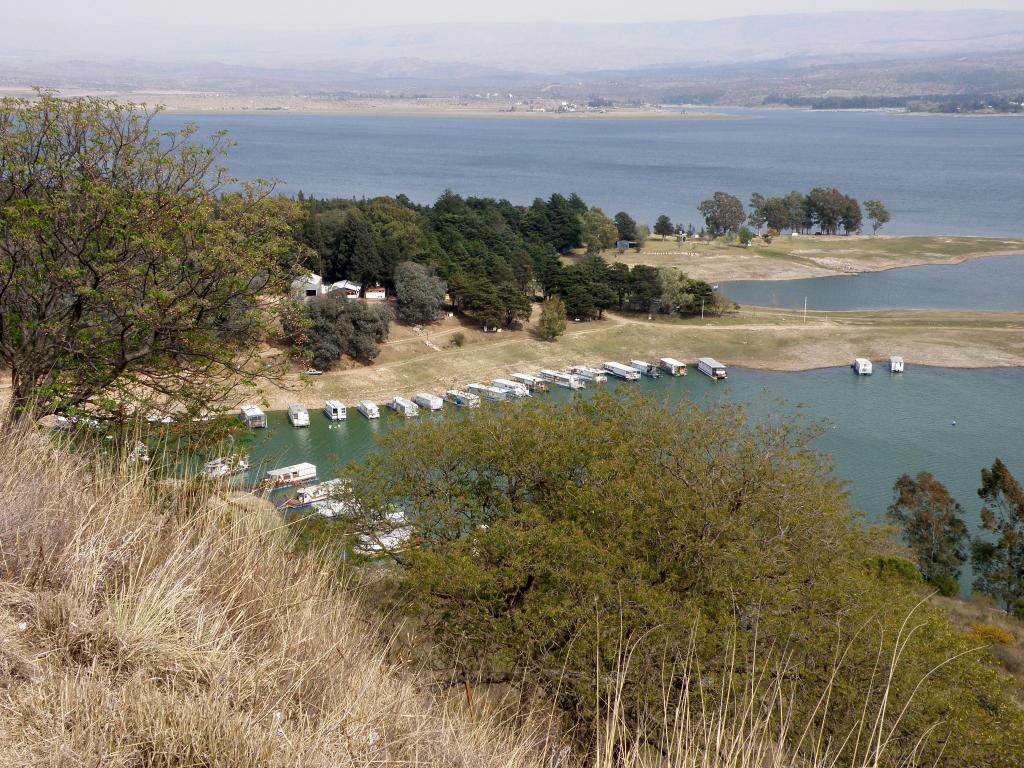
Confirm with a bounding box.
[252,306,1024,409]
[587,235,1024,281]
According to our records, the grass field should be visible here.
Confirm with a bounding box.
[578,235,1024,281]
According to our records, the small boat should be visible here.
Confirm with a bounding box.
[445,389,481,408]
[287,403,310,427]
[851,358,873,376]
[357,400,380,419]
[603,362,642,381]
[264,462,317,489]
[697,358,727,380]
[630,360,662,379]
[304,368,324,376]
[659,358,687,376]
[354,511,413,555]
[413,393,444,411]
[492,378,530,398]
[570,366,608,384]
[387,396,420,417]
[280,479,349,511]
[512,373,549,391]
[323,399,347,420]
[889,356,905,373]
[202,454,251,479]
[239,405,268,428]
[539,369,585,389]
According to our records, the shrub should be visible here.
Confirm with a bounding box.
[969,623,1017,646]
[450,331,466,347]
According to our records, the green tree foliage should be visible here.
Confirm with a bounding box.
[536,296,567,340]
[290,294,391,369]
[887,472,969,596]
[628,265,662,313]
[581,207,619,255]
[633,223,650,252]
[348,394,1024,765]
[613,211,638,241]
[653,214,674,239]
[0,92,299,424]
[806,187,862,235]
[865,199,892,234]
[972,459,1024,615]
[738,226,754,246]
[697,192,745,237]
[393,261,447,325]
[657,268,724,316]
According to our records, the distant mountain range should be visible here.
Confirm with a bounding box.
[2,10,1023,104]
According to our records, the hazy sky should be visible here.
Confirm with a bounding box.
[8,0,1024,30]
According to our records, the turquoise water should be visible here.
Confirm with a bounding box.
[156,109,1024,237]
[722,255,1024,312]
[243,367,1024,540]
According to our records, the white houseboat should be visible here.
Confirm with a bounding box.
[280,479,349,511]
[467,383,510,402]
[323,400,347,420]
[570,365,608,384]
[357,400,381,419]
[492,378,530,398]
[512,373,549,392]
[239,405,267,429]
[388,396,420,418]
[413,393,444,411]
[445,389,481,408]
[540,369,585,389]
[659,358,687,376]
[630,360,662,378]
[889,356,905,373]
[852,358,873,376]
[287,403,310,427]
[202,454,250,480]
[264,462,317,489]
[603,361,642,381]
[697,357,728,380]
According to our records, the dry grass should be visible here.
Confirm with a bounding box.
[0,429,548,767]
[0,427,957,767]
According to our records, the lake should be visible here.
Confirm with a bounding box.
[721,254,1024,311]
[243,367,1024,559]
[156,108,1024,238]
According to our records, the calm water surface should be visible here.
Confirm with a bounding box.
[722,255,1024,311]
[157,109,1024,237]
[244,367,1024,541]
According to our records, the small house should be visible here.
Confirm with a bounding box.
[616,240,634,251]
[291,273,325,300]
[365,285,387,301]
[329,279,362,298]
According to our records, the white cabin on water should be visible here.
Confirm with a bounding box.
[239,405,267,429]
[467,383,510,402]
[323,400,347,420]
[357,400,380,419]
[265,462,317,489]
[852,358,873,376]
[540,369,584,389]
[287,403,310,427]
[492,379,529,398]
[512,373,549,391]
[697,358,727,380]
[388,397,420,418]
[659,358,687,376]
[445,389,481,408]
[603,361,641,381]
[414,393,444,411]
[570,365,608,384]
[889,356,905,373]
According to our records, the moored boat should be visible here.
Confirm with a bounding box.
[539,369,585,389]
[202,454,251,480]
[287,403,310,427]
[570,365,608,384]
[512,373,549,391]
[388,396,420,417]
[697,357,727,380]
[852,358,873,376]
[239,404,267,428]
[492,378,530,398]
[323,399,347,420]
[603,361,642,381]
[413,392,444,411]
[445,389,481,408]
[467,383,510,402]
[264,462,317,489]
[357,400,380,419]
[659,357,687,376]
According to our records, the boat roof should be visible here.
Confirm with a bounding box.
[890,356,904,362]
[267,462,316,476]
[359,399,377,407]
[393,396,415,405]
[661,357,685,366]
[240,404,265,415]
[415,392,440,399]
[855,357,871,364]
[604,361,630,368]
[288,402,307,410]
[324,399,345,407]
[698,357,725,368]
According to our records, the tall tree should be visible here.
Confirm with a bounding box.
[0,93,299,424]
[697,192,745,237]
[613,211,638,241]
[581,207,619,255]
[887,472,969,596]
[536,296,567,340]
[393,261,447,325]
[653,214,674,239]
[293,293,392,369]
[971,459,1024,615]
[865,200,891,235]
